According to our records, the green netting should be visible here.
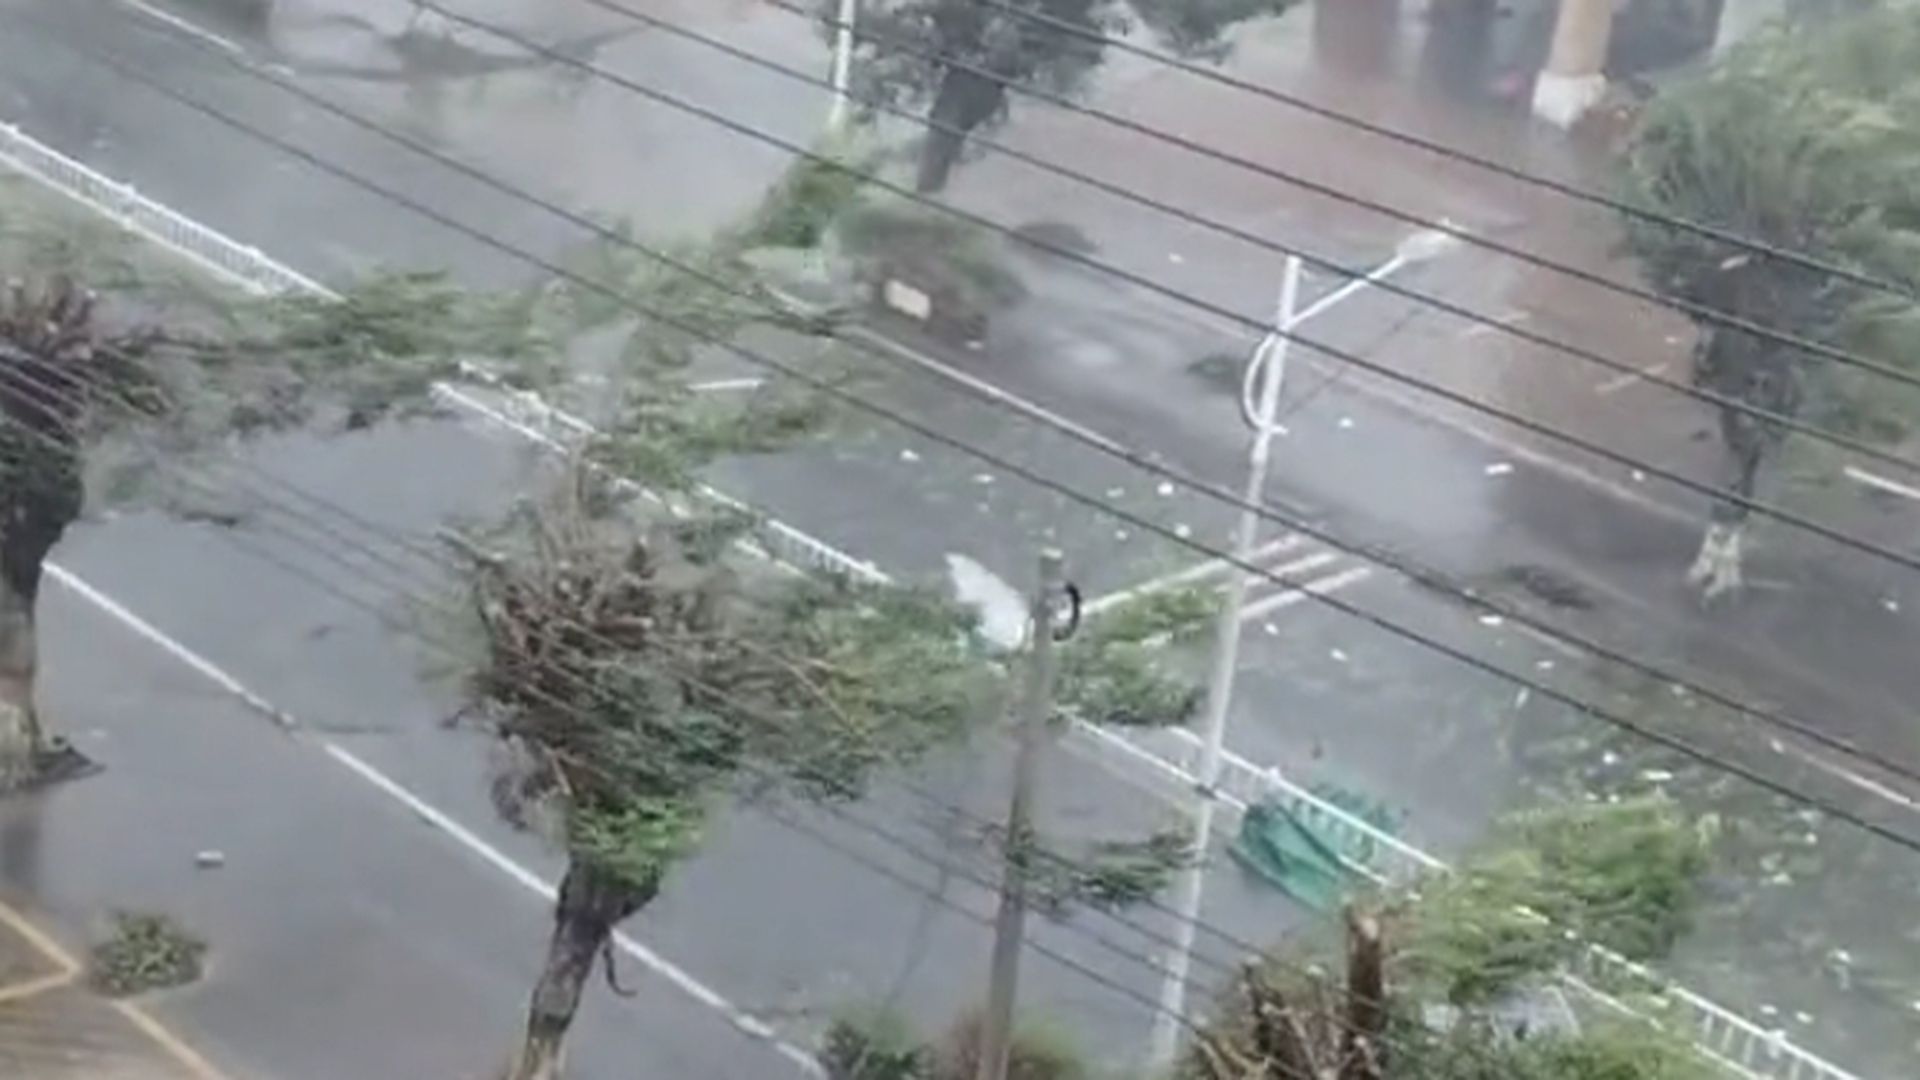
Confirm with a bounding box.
[1228,782,1402,911]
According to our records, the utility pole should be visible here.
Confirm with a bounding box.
[1145,229,1458,1072]
[825,0,859,134]
[976,549,1067,1080]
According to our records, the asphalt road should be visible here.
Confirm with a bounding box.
[3,0,1920,1074]
[41,411,1325,1077]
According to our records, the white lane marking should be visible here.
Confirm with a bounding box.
[325,745,813,1066]
[117,0,246,55]
[1238,565,1373,623]
[690,378,765,393]
[1845,465,1920,503]
[47,565,302,730]
[1083,536,1303,616]
[46,563,821,1076]
[1228,549,1336,618]
[1593,361,1669,396]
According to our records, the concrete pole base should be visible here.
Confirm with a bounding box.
[1531,71,1608,128]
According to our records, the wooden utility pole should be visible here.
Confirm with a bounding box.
[975,550,1067,1080]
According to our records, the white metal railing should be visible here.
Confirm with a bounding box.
[0,120,1863,1080]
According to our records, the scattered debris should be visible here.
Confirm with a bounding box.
[1484,462,1514,476]
[1478,613,1504,627]
[1156,481,1175,497]
[1337,417,1354,429]
[1493,564,1597,611]
[1329,648,1348,663]
[972,473,993,485]
[1174,524,1192,539]
[88,911,207,998]
[899,449,920,463]
[194,850,225,869]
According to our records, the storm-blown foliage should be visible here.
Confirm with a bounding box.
[829,0,1300,191]
[1181,799,1714,1080]
[1398,797,1709,1006]
[1616,4,1920,593]
[0,183,564,788]
[449,468,1000,887]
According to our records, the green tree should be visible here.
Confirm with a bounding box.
[443,471,1205,1079]
[0,193,564,791]
[829,0,1300,193]
[1180,798,1713,1080]
[1616,4,1920,599]
[0,146,869,793]
[424,158,1206,1076]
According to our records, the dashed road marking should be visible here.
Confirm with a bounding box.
[1086,536,1376,626]
[1084,535,1304,616]
[1240,564,1373,624]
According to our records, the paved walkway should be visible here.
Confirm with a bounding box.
[0,896,227,1080]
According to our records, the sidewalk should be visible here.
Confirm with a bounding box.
[0,895,221,1079]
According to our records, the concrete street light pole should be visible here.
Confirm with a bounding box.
[1143,228,1459,1071]
[826,0,859,134]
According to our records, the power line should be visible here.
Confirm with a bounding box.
[114,443,1677,1067]
[562,0,1920,486]
[49,20,1920,797]
[9,47,1919,870]
[271,0,1920,587]
[0,346,1279,993]
[0,284,1893,1074]
[0,251,1876,1073]
[729,0,1920,398]
[110,427,1893,1075]
[954,0,1918,303]
[135,449,1285,1021]
[53,0,1919,579]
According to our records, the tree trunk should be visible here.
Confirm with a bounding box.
[0,579,41,791]
[916,65,1007,194]
[504,858,657,1080]
[0,464,79,793]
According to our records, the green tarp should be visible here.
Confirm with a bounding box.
[1227,782,1402,911]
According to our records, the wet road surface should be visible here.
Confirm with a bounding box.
[3,0,1920,1073]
